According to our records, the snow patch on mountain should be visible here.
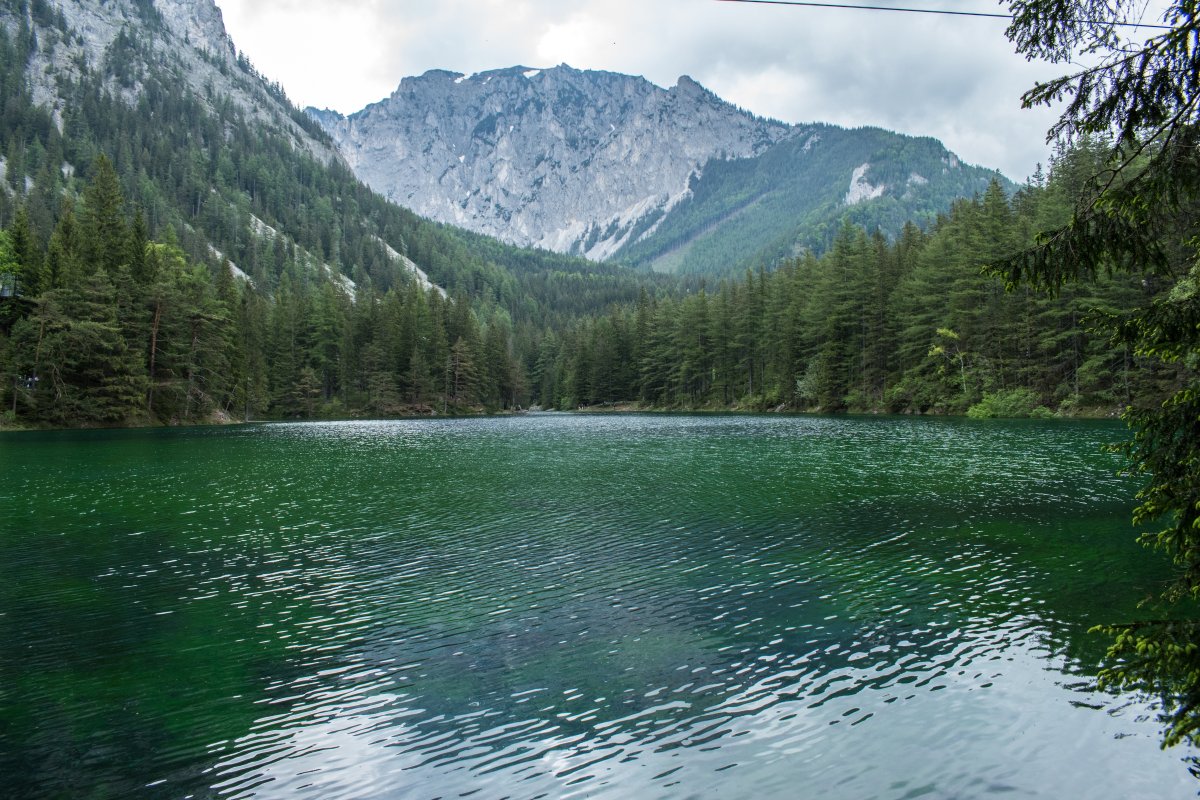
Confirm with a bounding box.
[206,243,253,287]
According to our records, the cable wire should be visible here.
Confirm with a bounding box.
[713,0,1171,29]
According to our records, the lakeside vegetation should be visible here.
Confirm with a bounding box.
[0,139,1173,428]
[0,2,1179,430]
[538,145,1168,417]
[995,0,1200,752]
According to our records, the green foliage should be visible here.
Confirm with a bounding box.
[533,156,1158,414]
[615,124,1007,277]
[966,387,1051,419]
[1094,619,1200,748]
[999,0,1200,751]
[9,269,146,425]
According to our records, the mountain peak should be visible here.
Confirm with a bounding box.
[308,64,1002,271]
[311,64,789,260]
[418,68,465,81]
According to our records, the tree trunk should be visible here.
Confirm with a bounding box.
[147,300,162,413]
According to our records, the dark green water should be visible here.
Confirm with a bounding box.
[0,414,1195,798]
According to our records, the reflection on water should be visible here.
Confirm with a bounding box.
[0,414,1194,798]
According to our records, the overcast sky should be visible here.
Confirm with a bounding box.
[214,1,1167,182]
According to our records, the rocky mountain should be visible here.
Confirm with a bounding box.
[311,66,791,262]
[0,0,678,321]
[0,0,589,302]
[0,0,1001,290]
[310,65,1008,274]
[14,0,333,163]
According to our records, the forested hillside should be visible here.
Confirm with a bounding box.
[0,0,675,426]
[537,141,1173,417]
[0,0,1174,428]
[615,126,1005,277]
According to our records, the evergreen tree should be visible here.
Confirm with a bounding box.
[45,198,83,290]
[446,336,478,410]
[999,0,1200,748]
[79,154,130,275]
[11,269,144,425]
[8,206,41,298]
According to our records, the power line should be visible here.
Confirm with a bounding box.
[713,0,1172,29]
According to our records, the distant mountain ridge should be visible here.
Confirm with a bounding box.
[310,65,1009,274]
[309,65,791,263]
[0,0,639,306]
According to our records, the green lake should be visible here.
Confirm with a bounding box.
[1,414,1196,798]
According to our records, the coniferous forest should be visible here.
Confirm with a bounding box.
[0,144,1169,427]
[0,1,1179,428]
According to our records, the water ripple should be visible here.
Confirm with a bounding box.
[0,415,1192,799]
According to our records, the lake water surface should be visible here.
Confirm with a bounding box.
[1,414,1196,798]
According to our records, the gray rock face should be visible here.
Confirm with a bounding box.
[3,0,445,293]
[311,66,791,260]
[15,0,335,163]
[154,0,235,60]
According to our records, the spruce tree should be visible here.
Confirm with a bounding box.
[999,0,1200,748]
[79,154,130,276]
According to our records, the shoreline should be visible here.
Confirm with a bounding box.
[2,393,1132,431]
[1,402,1127,434]
[564,401,1126,420]
[0,406,520,434]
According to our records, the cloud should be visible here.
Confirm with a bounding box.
[215,0,1085,180]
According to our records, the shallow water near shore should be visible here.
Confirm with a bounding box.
[1,414,1195,798]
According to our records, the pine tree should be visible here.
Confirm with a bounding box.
[481,317,515,409]
[8,206,41,299]
[675,289,713,404]
[45,198,83,290]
